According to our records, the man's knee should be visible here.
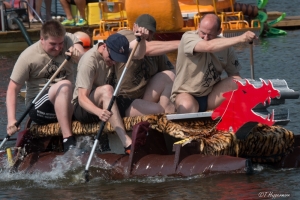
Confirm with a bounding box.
[175,93,198,113]
[164,69,176,81]
[57,80,73,91]
[95,85,114,97]
[158,70,176,82]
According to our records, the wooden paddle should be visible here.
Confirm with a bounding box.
[250,41,254,79]
[84,37,141,182]
[0,138,16,142]
[0,54,71,149]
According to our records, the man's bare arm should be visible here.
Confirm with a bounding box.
[194,31,257,53]
[145,40,180,56]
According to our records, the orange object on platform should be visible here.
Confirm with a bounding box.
[125,0,184,32]
[74,31,91,47]
[178,0,214,13]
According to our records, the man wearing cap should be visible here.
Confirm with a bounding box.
[72,30,148,154]
[115,14,180,117]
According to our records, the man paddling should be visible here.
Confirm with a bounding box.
[171,13,258,113]
[115,14,180,117]
[6,20,85,152]
[72,30,149,154]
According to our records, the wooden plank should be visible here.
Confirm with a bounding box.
[267,11,284,20]
[271,16,300,28]
[267,11,300,28]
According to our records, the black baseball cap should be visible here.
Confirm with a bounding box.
[106,33,129,63]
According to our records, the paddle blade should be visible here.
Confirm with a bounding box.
[84,170,90,182]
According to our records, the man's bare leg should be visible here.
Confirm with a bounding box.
[59,0,73,20]
[207,76,240,110]
[74,0,86,19]
[143,70,176,113]
[45,0,52,21]
[92,85,132,148]
[126,99,164,117]
[48,80,73,138]
[175,93,199,114]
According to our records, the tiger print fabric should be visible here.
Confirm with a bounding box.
[28,114,294,163]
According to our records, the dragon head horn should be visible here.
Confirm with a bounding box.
[260,79,273,87]
[261,79,268,86]
[245,79,256,88]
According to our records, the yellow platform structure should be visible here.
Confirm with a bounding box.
[125,0,184,32]
[92,0,261,43]
[92,0,191,42]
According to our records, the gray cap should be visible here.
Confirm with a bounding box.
[135,14,156,33]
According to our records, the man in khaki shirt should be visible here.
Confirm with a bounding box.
[116,14,180,117]
[6,20,85,152]
[73,30,148,154]
[171,14,257,113]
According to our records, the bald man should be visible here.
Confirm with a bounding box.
[171,13,257,114]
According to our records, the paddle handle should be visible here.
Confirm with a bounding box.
[114,37,141,96]
[94,95,116,148]
[0,136,9,149]
[249,41,254,79]
[84,88,118,179]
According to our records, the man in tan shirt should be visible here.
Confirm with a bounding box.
[171,13,257,113]
[6,20,85,152]
[116,14,180,117]
[73,30,148,154]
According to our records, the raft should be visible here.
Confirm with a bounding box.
[28,113,295,164]
[1,78,300,180]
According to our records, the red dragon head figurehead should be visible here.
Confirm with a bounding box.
[211,79,280,135]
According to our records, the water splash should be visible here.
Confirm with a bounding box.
[0,137,114,187]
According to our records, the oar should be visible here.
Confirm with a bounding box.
[0,138,16,142]
[0,54,71,149]
[250,41,254,79]
[84,37,141,182]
